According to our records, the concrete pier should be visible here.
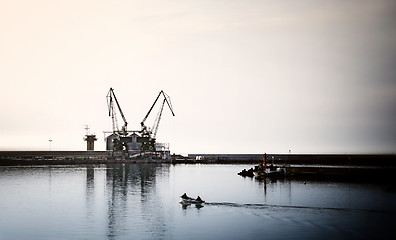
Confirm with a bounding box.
[1,152,395,179]
[187,153,396,167]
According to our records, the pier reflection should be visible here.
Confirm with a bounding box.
[85,166,95,226]
[104,164,170,240]
[255,177,292,205]
[86,166,95,200]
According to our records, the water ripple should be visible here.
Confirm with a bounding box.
[205,202,387,213]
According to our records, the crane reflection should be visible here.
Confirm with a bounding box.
[102,163,170,240]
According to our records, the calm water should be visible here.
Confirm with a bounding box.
[0,164,395,240]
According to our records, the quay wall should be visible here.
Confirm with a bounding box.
[0,151,140,165]
[1,151,395,179]
[1,151,395,168]
[187,153,396,167]
[0,151,110,157]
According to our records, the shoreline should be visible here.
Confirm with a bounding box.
[1,151,395,165]
[1,151,395,179]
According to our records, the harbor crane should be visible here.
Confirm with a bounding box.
[106,88,132,154]
[138,90,175,152]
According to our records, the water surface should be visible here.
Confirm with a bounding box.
[0,164,395,239]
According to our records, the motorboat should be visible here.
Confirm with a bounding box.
[179,193,205,205]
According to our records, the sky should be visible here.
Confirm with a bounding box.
[1,0,395,154]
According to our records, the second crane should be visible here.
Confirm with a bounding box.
[138,90,175,152]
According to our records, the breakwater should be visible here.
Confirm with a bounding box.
[1,151,395,179]
[187,153,396,166]
[0,151,148,165]
[1,151,395,166]
[186,153,396,180]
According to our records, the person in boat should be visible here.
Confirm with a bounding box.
[181,193,189,199]
[181,193,195,200]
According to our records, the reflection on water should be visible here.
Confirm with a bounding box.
[0,164,395,240]
[104,164,170,240]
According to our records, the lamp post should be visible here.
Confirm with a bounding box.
[49,140,53,151]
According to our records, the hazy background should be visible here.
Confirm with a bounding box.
[1,0,395,154]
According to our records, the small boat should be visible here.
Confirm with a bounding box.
[254,167,285,178]
[252,153,286,178]
[179,193,205,205]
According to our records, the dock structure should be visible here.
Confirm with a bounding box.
[0,151,109,161]
[83,126,98,151]
[0,150,166,165]
[183,153,396,180]
[187,153,396,166]
[84,135,97,151]
[1,152,395,179]
[1,152,395,165]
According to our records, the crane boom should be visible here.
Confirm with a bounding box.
[141,91,162,126]
[141,90,175,126]
[111,89,128,129]
[138,90,175,152]
[163,91,175,117]
[152,99,166,139]
[107,88,128,134]
[106,87,132,155]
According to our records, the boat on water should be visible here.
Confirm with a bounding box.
[239,153,286,179]
[179,193,205,205]
[254,167,285,178]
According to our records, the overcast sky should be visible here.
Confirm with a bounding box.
[1,0,395,154]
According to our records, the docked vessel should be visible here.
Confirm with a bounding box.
[254,167,285,178]
[254,153,286,178]
[238,153,286,178]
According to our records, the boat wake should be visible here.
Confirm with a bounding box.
[205,202,383,213]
